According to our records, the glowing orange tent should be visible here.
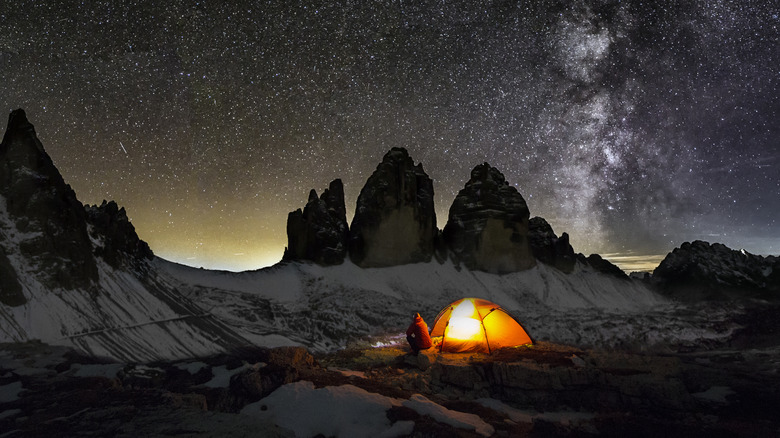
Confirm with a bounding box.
[430,298,532,353]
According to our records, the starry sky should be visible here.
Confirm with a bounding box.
[2,1,778,272]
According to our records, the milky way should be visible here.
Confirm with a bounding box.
[2,1,778,271]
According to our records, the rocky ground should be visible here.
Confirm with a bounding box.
[1,337,779,437]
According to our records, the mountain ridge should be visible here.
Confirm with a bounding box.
[0,109,776,363]
[283,147,629,278]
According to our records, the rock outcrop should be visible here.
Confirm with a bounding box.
[85,200,154,269]
[0,246,24,306]
[582,253,628,279]
[443,163,535,274]
[528,217,576,273]
[0,109,98,291]
[349,148,437,267]
[652,240,780,300]
[527,217,627,278]
[283,179,349,265]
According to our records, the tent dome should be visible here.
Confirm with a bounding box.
[430,298,532,353]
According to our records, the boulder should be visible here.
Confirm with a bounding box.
[403,350,436,371]
[283,179,348,265]
[229,346,318,406]
[443,163,535,274]
[349,148,437,267]
[0,109,98,289]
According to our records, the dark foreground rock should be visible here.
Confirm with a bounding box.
[4,338,778,437]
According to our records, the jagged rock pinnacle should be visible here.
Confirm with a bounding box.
[349,147,437,268]
[443,163,535,274]
[284,179,349,265]
[0,109,98,291]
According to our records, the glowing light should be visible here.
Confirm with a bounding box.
[446,317,482,341]
[450,298,477,319]
[445,299,482,341]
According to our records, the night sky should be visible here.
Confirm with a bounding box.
[2,1,778,272]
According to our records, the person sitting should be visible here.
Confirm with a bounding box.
[406,312,433,354]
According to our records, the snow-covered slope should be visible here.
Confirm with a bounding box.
[154,257,729,354]
[5,219,747,363]
[0,195,248,362]
[0,253,248,362]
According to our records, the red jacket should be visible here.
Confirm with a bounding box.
[406,315,432,349]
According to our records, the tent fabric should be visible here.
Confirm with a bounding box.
[430,298,532,353]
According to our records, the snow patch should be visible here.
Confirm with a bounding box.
[241,381,410,438]
[477,398,595,425]
[693,386,735,404]
[156,259,303,303]
[175,361,209,374]
[69,363,124,379]
[403,393,494,437]
[0,381,23,403]
[203,363,265,388]
[0,408,21,420]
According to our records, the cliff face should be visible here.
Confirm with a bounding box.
[283,179,349,266]
[443,163,536,274]
[528,216,577,273]
[349,148,437,268]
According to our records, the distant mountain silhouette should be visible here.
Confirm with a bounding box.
[651,240,780,300]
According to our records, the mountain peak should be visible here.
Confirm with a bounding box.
[0,109,53,175]
[0,109,99,290]
[467,162,509,187]
[349,148,437,267]
[443,163,535,274]
[1,109,34,142]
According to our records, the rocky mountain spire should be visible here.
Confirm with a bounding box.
[284,179,349,265]
[349,148,437,267]
[0,109,98,293]
[528,216,577,273]
[443,163,535,274]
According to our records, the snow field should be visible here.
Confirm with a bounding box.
[241,380,496,438]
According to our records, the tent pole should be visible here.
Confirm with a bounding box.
[482,309,497,354]
[440,320,449,352]
[481,321,491,354]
